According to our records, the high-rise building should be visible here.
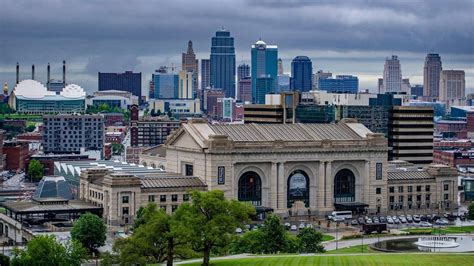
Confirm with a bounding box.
[150,67,179,99]
[291,56,312,92]
[319,75,359,93]
[201,59,210,89]
[205,89,225,117]
[278,58,284,75]
[98,71,142,99]
[43,114,104,154]
[401,78,411,94]
[251,39,278,104]
[178,70,194,99]
[423,53,442,100]
[210,29,236,97]
[182,40,199,94]
[238,78,252,103]
[313,70,332,90]
[382,55,402,93]
[237,64,250,81]
[277,74,290,93]
[411,85,424,97]
[439,70,465,107]
[389,106,434,164]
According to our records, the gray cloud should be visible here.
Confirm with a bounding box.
[0,0,473,94]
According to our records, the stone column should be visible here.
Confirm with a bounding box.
[270,162,278,210]
[363,160,371,208]
[317,161,326,211]
[325,161,332,208]
[277,162,286,212]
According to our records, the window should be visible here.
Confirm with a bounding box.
[160,195,166,202]
[122,207,129,215]
[407,186,413,193]
[122,196,129,204]
[376,163,383,180]
[425,194,430,201]
[183,194,190,201]
[398,186,403,193]
[416,195,422,202]
[218,166,225,185]
[444,193,449,200]
[444,184,449,191]
[172,194,178,202]
[185,164,193,176]
[389,196,394,203]
[376,188,381,195]
[148,195,155,202]
[172,205,178,212]
[160,205,167,211]
[389,187,394,193]
[416,186,422,192]
[408,195,413,202]
[425,185,430,192]
[399,195,404,203]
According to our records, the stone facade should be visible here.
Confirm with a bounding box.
[164,119,389,216]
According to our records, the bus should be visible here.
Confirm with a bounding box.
[331,211,352,220]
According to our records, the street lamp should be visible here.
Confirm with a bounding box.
[335,221,339,250]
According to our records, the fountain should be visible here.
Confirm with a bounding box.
[371,236,474,253]
[414,236,460,249]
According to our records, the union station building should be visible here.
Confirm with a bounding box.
[163,119,389,216]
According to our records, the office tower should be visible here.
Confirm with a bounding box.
[238,77,252,103]
[277,74,290,93]
[439,70,465,107]
[237,64,250,81]
[423,53,442,100]
[319,75,359,93]
[251,39,278,104]
[382,55,402,93]
[201,59,210,89]
[291,56,312,92]
[378,78,384,93]
[43,114,104,153]
[210,29,236,97]
[98,71,142,99]
[389,106,434,164]
[182,40,199,93]
[401,78,411,94]
[178,70,194,99]
[151,67,179,99]
[313,70,332,90]
[411,85,424,97]
[205,89,225,117]
[278,58,284,75]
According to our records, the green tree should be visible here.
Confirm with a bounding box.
[297,227,325,253]
[177,190,255,266]
[111,143,124,155]
[71,213,106,253]
[0,253,10,266]
[11,235,87,266]
[114,203,193,266]
[468,203,474,220]
[99,251,119,266]
[27,159,44,182]
[25,124,35,132]
[260,214,287,254]
[229,229,265,254]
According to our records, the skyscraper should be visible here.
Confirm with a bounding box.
[178,70,194,99]
[251,39,278,104]
[201,59,210,89]
[237,64,250,81]
[424,53,442,100]
[278,58,284,75]
[291,56,312,92]
[151,67,179,99]
[98,71,142,99]
[313,70,332,90]
[319,75,359,93]
[182,40,199,93]
[210,29,236,98]
[382,55,402,93]
[439,70,465,107]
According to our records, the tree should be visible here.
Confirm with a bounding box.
[0,253,10,266]
[167,110,172,118]
[177,190,255,266]
[99,251,119,266]
[229,229,265,254]
[259,214,287,254]
[114,203,193,266]
[111,143,124,155]
[11,235,87,266]
[297,227,325,253]
[27,159,44,182]
[468,203,474,220]
[71,213,106,253]
[26,124,35,132]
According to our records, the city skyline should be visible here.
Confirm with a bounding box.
[0,0,473,95]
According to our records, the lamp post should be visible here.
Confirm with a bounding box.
[361,234,364,253]
[335,221,339,250]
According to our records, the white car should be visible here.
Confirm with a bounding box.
[290,225,298,231]
[435,219,449,226]
[305,223,313,229]
[332,217,345,222]
[387,218,394,224]
[298,223,306,230]
[235,227,243,234]
[419,221,432,227]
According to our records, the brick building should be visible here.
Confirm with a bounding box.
[3,141,30,171]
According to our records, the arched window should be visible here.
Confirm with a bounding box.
[287,170,309,208]
[238,171,262,206]
[142,162,147,167]
[334,169,355,203]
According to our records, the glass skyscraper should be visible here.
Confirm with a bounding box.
[98,71,142,99]
[251,40,278,104]
[319,75,359,93]
[291,56,312,92]
[210,29,236,98]
[151,71,179,99]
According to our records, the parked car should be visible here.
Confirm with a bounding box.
[387,217,394,224]
[333,217,345,222]
[290,225,298,231]
[298,223,306,230]
[419,221,432,227]
[400,217,407,223]
[413,215,421,222]
[351,219,359,226]
[305,223,314,229]
[284,222,291,230]
[358,217,365,225]
[366,218,373,224]
[435,218,449,226]
[406,215,413,223]
[394,218,401,224]
[235,227,243,234]
[379,216,386,223]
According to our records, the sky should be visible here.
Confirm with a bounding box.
[1,0,473,96]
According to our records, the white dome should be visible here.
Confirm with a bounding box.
[255,40,266,45]
[60,84,86,98]
[13,79,55,99]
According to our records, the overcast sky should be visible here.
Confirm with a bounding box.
[1,0,473,95]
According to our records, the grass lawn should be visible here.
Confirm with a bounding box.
[185,254,473,266]
[322,234,335,241]
[403,225,474,235]
[326,244,378,254]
